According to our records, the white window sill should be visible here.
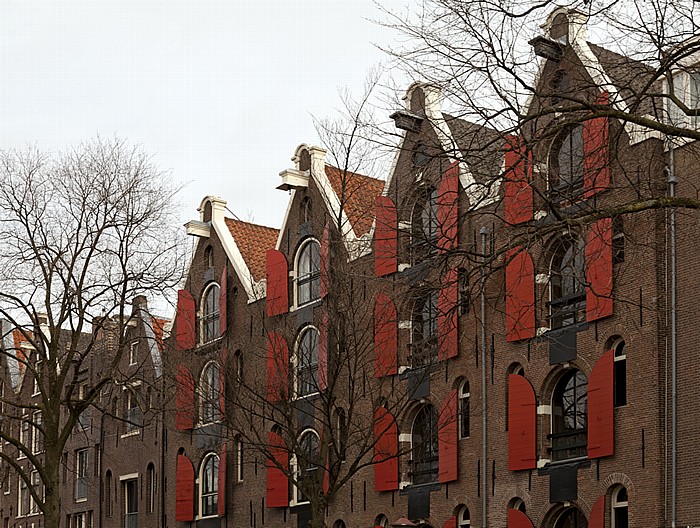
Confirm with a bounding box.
[75,497,87,503]
[120,430,140,439]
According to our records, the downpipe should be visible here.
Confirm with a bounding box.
[667,140,677,528]
[480,227,488,528]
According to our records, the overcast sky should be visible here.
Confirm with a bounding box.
[0,1,411,230]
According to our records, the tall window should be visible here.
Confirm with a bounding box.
[124,388,142,434]
[147,463,156,514]
[201,283,221,343]
[613,340,627,407]
[199,454,219,518]
[18,476,30,516]
[549,236,586,329]
[75,449,88,501]
[457,505,471,527]
[105,470,113,517]
[612,486,628,528]
[236,435,244,482]
[551,369,588,461]
[199,362,221,425]
[78,383,90,430]
[295,327,319,398]
[296,239,321,306]
[549,125,584,195]
[30,470,41,514]
[32,411,43,454]
[124,478,138,528]
[459,380,470,439]
[293,429,320,504]
[411,404,439,485]
[129,341,138,366]
[411,187,438,262]
[411,291,439,367]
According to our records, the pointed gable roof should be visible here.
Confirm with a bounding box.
[224,218,280,282]
[324,166,385,237]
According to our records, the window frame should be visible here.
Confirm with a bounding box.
[613,339,627,407]
[411,404,439,485]
[457,505,471,528]
[548,124,585,196]
[18,411,30,459]
[294,326,319,399]
[75,448,89,502]
[291,428,320,506]
[198,453,219,519]
[147,463,156,514]
[410,186,439,263]
[458,380,470,440]
[200,282,221,344]
[548,235,586,330]
[123,385,142,435]
[550,369,588,462]
[294,238,321,308]
[129,340,138,366]
[410,290,439,368]
[32,411,43,454]
[611,485,629,528]
[124,477,138,528]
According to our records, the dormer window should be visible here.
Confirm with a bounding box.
[549,125,584,196]
[411,187,438,262]
[667,69,700,128]
[200,283,220,343]
[295,239,320,306]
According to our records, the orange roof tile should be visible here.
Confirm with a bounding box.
[324,166,385,236]
[152,317,169,352]
[224,218,280,282]
[11,330,30,373]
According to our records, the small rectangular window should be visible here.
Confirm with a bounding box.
[124,479,138,528]
[129,341,138,366]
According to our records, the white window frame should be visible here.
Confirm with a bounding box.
[129,340,138,366]
[236,437,244,482]
[198,453,219,519]
[32,360,41,396]
[122,386,142,436]
[18,475,30,516]
[30,469,42,515]
[611,486,628,528]
[75,448,88,502]
[290,428,320,507]
[18,412,30,459]
[613,338,627,407]
[32,411,43,454]
[458,380,470,440]
[293,326,319,400]
[123,477,138,528]
[78,383,90,430]
[198,361,221,426]
[293,238,321,309]
[457,505,471,527]
[147,463,157,514]
[199,283,221,345]
[666,69,700,128]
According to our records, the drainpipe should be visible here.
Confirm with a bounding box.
[667,139,677,528]
[480,227,488,528]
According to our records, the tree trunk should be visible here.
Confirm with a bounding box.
[43,450,62,528]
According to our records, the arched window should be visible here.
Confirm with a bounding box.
[204,246,214,268]
[551,369,588,461]
[332,521,347,528]
[412,141,430,168]
[553,507,587,528]
[505,363,525,431]
[509,497,526,513]
[199,362,220,425]
[411,187,438,262]
[411,291,439,367]
[295,327,319,398]
[374,514,390,528]
[292,429,320,505]
[457,505,471,527]
[105,470,113,517]
[296,239,321,306]
[612,486,628,528]
[199,453,219,518]
[459,380,470,439]
[549,125,584,195]
[200,283,220,343]
[412,404,439,484]
[147,463,156,513]
[613,340,627,407]
[549,236,586,329]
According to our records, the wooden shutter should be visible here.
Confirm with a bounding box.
[508,509,534,528]
[438,161,459,253]
[588,494,606,528]
[175,454,195,521]
[373,407,399,491]
[508,374,536,471]
[176,290,196,350]
[266,249,289,317]
[320,221,330,299]
[374,196,398,276]
[438,268,459,361]
[583,91,611,198]
[438,389,458,483]
[175,365,195,431]
[318,311,328,391]
[373,294,398,377]
[219,266,227,336]
[586,218,613,322]
[505,248,536,342]
[504,135,533,225]
[266,332,289,401]
[588,349,614,459]
[219,349,227,420]
[266,431,288,508]
[218,444,227,516]
[443,517,457,528]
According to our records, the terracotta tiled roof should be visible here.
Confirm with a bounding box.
[224,218,280,282]
[152,317,169,352]
[11,330,30,373]
[324,166,385,236]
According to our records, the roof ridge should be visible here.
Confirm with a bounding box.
[224,216,280,233]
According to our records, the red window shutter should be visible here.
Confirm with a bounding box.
[505,248,536,342]
[373,294,398,377]
[318,311,328,391]
[586,218,613,322]
[438,389,458,483]
[508,374,536,471]
[175,365,195,431]
[583,91,610,198]
[175,454,195,521]
[219,349,227,420]
[443,517,457,528]
[176,290,196,350]
[504,135,534,225]
[266,249,289,317]
[588,494,605,528]
[266,431,288,508]
[373,407,399,491]
[508,509,534,528]
[438,268,459,361]
[219,267,227,336]
[438,161,459,253]
[588,349,614,459]
[320,221,330,299]
[218,444,227,516]
[374,196,398,276]
[266,332,289,401]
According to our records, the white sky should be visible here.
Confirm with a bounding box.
[0,1,411,230]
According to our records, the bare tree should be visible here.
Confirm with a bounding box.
[0,138,184,528]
